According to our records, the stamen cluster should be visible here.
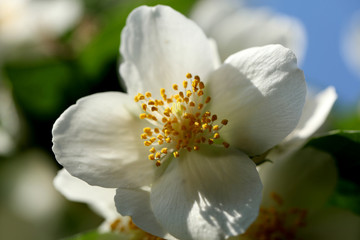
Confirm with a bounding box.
[134,73,229,166]
[243,192,307,240]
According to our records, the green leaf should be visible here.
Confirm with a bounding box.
[328,179,360,215]
[305,130,360,184]
[4,59,73,118]
[65,230,134,240]
[305,130,360,214]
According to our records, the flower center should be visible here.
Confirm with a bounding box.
[241,192,308,240]
[134,73,229,167]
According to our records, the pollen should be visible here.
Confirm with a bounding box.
[135,73,230,166]
[241,192,308,240]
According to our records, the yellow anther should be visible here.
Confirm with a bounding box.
[194,75,200,81]
[195,112,201,118]
[143,127,151,133]
[179,91,184,98]
[141,103,147,111]
[155,152,161,159]
[151,106,158,112]
[205,96,211,103]
[184,97,189,103]
[144,141,152,146]
[204,111,211,117]
[160,88,166,95]
[189,101,195,107]
[194,145,200,151]
[152,116,157,121]
[194,122,200,127]
[173,151,180,158]
[166,137,171,143]
[172,84,178,91]
[208,139,214,145]
[158,139,164,145]
[148,154,155,160]
[145,92,152,98]
[223,142,230,148]
[221,119,229,125]
[162,117,168,123]
[183,80,188,88]
[149,147,156,153]
[198,90,204,96]
[198,103,204,110]
[186,90,192,97]
[148,100,155,105]
[141,133,148,139]
[161,148,168,154]
[150,137,156,143]
[157,135,164,140]
[212,115,217,121]
[213,125,219,131]
[154,128,160,134]
[202,123,208,130]
[134,96,139,102]
[199,82,205,89]
[156,160,161,167]
[214,133,220,139]
[186,73,192,78]
[139,113,147,119]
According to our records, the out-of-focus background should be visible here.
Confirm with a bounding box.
[0,0,359,239]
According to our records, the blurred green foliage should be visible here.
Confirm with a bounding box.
[305,130,360,214]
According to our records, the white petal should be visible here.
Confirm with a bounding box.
[284,86,337,143]
[115,188,169,238]
[120,5,218,98]
[54,169,118,220]
[150,146,262,240]
[52,92,155,188]
[191,0,307,63]
[259,147,337,213]
[207,45,306,155]
[298,207,360,240]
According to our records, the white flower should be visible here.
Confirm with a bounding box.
[54,169,119,231]
[267,86,337,160]
[52,5,306,240]
[341,9,360,79]
[190,0,307,63]
[54,169,174,238]
[0,79,21,156]
[0,0,82,58]
[234,147,360,240]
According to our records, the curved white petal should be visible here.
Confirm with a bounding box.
[298,207,360,240]
[115,188,169,238]
[54,169,117,220]
[259,147,337,213]
[191,0,307,63]
[207,45,306,155]
[150,146,262,240]
[283,86,337,145]
[52,92,155,188]
[120,5,218,98]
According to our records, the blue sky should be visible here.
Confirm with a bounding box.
[248,0,360,106]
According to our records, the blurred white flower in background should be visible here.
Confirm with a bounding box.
[190,0,307,64]
[342,9,360,80]
[0,79,21,156]
[0,0,83,59]
[0,150,64,240]
[234,147,360,240]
